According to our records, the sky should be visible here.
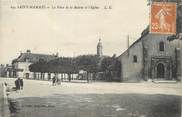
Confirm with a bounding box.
[0,0,149,64]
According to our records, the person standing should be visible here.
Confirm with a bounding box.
[52,76,56,86]
[57,78,61,85]
[20,78,23,89]
[15,78,20,90]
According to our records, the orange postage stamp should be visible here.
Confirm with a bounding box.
[150,2,177,34]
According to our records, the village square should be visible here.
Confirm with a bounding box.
[0,0,182,117]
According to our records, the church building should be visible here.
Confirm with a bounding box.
[118,0,182,82]
[118,28,182,82]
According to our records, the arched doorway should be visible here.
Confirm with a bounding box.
[157,63,165,78]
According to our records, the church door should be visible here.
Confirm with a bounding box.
[157,63,165,78]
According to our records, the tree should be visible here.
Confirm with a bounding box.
[29,55,100,73]
[75,55,100,72]
[74,55,100,82]
[29,59,48,73]
[100,56,121,81]
[29,59,49,80]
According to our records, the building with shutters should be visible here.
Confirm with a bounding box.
[12,50,58,79]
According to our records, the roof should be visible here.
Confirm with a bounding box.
[118,26,149,58]
[12,52,58,64]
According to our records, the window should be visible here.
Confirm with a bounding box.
[24,58,30,62]
[159,42,164,51]
[133,55,137,63]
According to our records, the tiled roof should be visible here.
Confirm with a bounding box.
[12,52,58,64]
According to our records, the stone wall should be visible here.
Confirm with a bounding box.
[118,39,143,82]
[177,3,182,33]
[181,41,182,81]
[118,33,181,82]
[143,34,178,79]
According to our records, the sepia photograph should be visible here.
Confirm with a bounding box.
[0,0,182,117]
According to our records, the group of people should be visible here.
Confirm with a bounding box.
[15,78,23,90]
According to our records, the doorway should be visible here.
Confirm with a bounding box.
[157,63,165,78]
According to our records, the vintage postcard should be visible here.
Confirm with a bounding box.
[0,0,182,117]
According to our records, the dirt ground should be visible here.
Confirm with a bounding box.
[0,78,182,117]
[0,78,182,97]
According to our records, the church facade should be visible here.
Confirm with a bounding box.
[118,28,182,82]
